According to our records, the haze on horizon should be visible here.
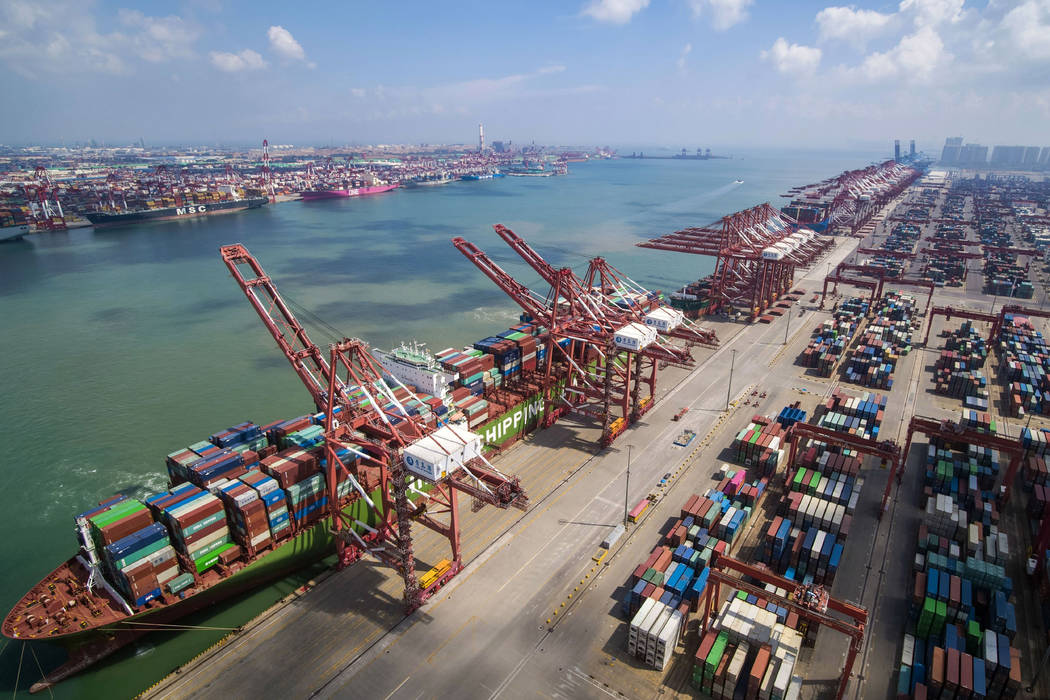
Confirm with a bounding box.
[0,0,1047,150]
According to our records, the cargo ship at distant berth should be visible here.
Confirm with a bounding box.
[85,196,268,227]
[780,200,832,234]
[300,183,399,201]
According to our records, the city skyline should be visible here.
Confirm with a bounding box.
[1,0,1048,148]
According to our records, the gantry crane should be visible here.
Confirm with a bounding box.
[638,203,832,320]
[819,263,934,315]
[22,166,67,231]
[453,235,693,446]
[923,304,1050,346]
[890,416,1026,517]
[221,244,528,612]
[700,554,868,700]
[493,224,718,347]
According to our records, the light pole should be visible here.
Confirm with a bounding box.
[784,306,792,345]
[725,349,737,411]
[623,444,633,527]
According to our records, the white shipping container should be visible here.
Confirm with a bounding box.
[644,306,684,332]
[613,322,658,351]
[403,425,483,482]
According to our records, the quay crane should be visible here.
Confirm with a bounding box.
[221,244,527,612]
[453,233,707,446]
[638,203,832,321]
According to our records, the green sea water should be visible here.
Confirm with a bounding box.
[0,147,886,696]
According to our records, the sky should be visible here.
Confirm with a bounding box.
[0,0,1047,149]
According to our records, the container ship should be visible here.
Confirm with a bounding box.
[3,319,553,692]
[1,205,31,241]
[780,200,832,233]
[85,194,268,227]
[300,183,398,201]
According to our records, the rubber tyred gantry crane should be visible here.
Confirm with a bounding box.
[453,234,695,446]
[700,554,868,700]
[221,244,528,612]
[638,203,832,320]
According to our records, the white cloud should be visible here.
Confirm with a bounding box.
[267,25,312,66]
[0,2,198,77]
[816,6,894,44]
[677,43,692,71]
[118,9,199,62]
[856,26,945,82]
[688,0,754,31]
[581,0,650,25]
[761,38,822,76]
[350,88,366,98]
[899,0,965,28]
[998,1,1050,62]
[210,49,266,72]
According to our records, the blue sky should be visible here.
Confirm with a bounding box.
[0,0,1047,149]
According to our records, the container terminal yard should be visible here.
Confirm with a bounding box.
[6,158,1050,700]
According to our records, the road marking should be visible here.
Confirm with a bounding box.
[383,676,410,700]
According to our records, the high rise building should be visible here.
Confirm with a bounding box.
[478,123,485,153]
[894,139,901,162]
[909,140,916,157]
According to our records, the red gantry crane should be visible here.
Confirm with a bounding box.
[453,233,701,446]
[700,554,868,700]
[638,203,832,320]
[221,244,528,612]
[22,166,67,231]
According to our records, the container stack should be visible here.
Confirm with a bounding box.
[814,388,886,439]
[776,403,807,429]
[240,470,291,541]
[622,467,769,629]
[209,422,267,454]
[844,293,915,389]
[79,498,177,608]
[261,448,321,489]
[998,315,1050,417]
[216,480,272,556]
[897,434,1025,699]
[286,473,327,527]
[691,596,804,698]
[799,297,868,377]
[731,415,786,475]
[151,485,235,577]
[101,522,177,608]
[626,598,687,670]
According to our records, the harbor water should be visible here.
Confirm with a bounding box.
[0,148,884,697]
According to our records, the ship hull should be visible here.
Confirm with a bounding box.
[85,198,268,227]
[1,223,31,242]
[13,489,385,693]
[300,184,398,201]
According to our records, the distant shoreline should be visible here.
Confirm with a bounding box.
[621,154,730,160]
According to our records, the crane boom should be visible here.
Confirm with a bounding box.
[221,244,332,409]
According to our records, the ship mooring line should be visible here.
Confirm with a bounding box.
[13,642,25,700]
[28,644,54,700]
